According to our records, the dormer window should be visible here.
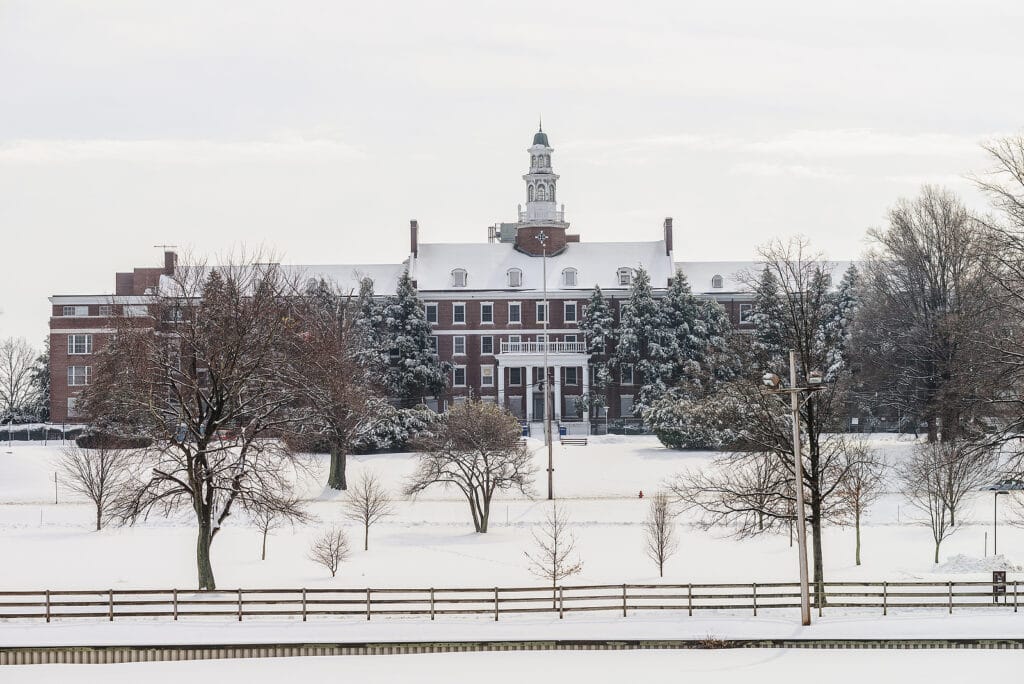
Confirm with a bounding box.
[562,268,578,287]
[451,268,468,287]
[711,274,724,289]
[507,268,523,288]
[617,267,633,287]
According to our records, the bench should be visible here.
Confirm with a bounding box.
[560,437,588,446]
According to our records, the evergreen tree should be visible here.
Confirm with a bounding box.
[29,339,50,421]
[380,270,450,405]
[614,266,672,416]
[352,277,387,377]
[578,285,615,414]
[660,270,702,389]
[748,265,787,372]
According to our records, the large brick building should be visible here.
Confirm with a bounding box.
[48,126,761,425]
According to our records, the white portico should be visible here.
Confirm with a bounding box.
[496,340,589,423]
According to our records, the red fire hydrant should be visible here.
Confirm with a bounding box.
[638,490,644,499]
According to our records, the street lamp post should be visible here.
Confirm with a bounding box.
[982,480,1024,556]
[762,349,823,627]
[537,230,553,500]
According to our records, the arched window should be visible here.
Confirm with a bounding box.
[507,268,523,288]
[617,267,633,287]
[531,154,537,167]
[711,274,724,289]
[537,184,547,201]
[549,184,555,203]
[527,185,534,202]
[562,268,577,287]
[451,268,468,288]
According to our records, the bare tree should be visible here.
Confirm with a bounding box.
[643,492,679,578]
[343,469,394,551]
[405,400,533,533]
[58,446,135,531]
[247,495,311,561]
[0,337,38,419]
[287,278,396,491]
[899,442,963,563]
[835,439,886,566]
[853,186,997,441]
[308,527,351,577]
[79,252,312,589]
[525,502,583,603]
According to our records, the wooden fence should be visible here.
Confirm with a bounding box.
[0,580,1019,623]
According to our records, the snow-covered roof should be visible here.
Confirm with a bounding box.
[676,260,855,295]
[287,263,407,296]
[410,240,674,293]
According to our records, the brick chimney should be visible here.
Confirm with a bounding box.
[163,250,178,274]
[410,219,419,258]
[663,217,674,256]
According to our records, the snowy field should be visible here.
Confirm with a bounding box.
[1,434,1020,592]
[4,649,1023,683]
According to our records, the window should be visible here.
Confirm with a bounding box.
[509,367,523,386]
[67,334,93,355]
[739,303,754,324]
[430,336,439,355]
[453,336,466,355]
[712,274,724,289]
[507,334,521,352]
[62,305,89,317]
[562,268,577,287]
[66,397,79,418]
[620,395,635,417]
[453,366,467,387]
[565,367,579,386]
[67,366,90,386]
[508,302,521,324]
[564,302,577,323]
[424,303,438,324]
[98,304,113,316]
[124,305,148,317]
[481,336,494,355]
[536,334,547,345]
[480,302,493,324]
[564,334,577,343]
[453,303,466,324]
[507,268,523,288]
[451,269,468,287]
[481,365,494,387]
[617,268,632,286]
[621,365,634,385]
[536,302,548,323]
[162,306,184,323]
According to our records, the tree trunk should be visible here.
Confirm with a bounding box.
[934,540,940,564]
[197,521,216,590]
[328,443,348,490]
[261,528,268,561]
[364,523,369,552]
[479,505,489,533]
[810,502,825,608]
[95,506,102,532]
[855,508,861,566]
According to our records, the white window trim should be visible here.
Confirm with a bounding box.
[621,364,635,385]
[562,268,578,287]
[453,335,467,356]
[451,269,468,288]
[509,367,523,386]
[536,301,548,323]
[62,305,90,317]
[452,302,467,325]
[481,365,495,387]
[620,394,635,417]
[480,301,494,325]
[739,303,754,323]
[98,305,113,317]
[565,367,579,386]
[480,335,494,355]
[507,268,523,288]
[712,275,724,289]
[453,365,467,387]
[67,334,93,355]
[67,365,91,386]
[617,267,633,286]
[429,335,439,355]
[508,301,522,325]
[564,301,577,323]
[424,302,439,324]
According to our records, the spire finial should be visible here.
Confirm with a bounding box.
[538,115,543,132]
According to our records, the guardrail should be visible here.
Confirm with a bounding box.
[499,341,587,354]
[0,580,1019,623]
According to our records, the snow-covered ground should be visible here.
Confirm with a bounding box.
[5,649,1022,683]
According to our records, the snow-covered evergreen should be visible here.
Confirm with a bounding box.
[748,265,788,372]
[578,285,615,414]
[379,271,450,405]
[614,266,672,417]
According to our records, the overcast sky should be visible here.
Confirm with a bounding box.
[2,1,1023,344]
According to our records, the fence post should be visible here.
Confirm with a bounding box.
[173,589,178,621]
[818,583,823,618]
[559,586,564,620]
[622,584,627,617]
[45,590,50,623]
[301,589,307,622]
[237,589,243,622]
[687,583,693,617]
[494,587,499,622]
[948,581,953,614]
[108,589,114,621]
[366,588,371,621]
[752,583,757,617]
[882,582,887,616]
[430,588,435,620]
[1015,581,1019,613]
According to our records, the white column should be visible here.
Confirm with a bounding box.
[497,363,505,412]
[582,362,590,424]
[554,364,562,422]
[525,367,534,422]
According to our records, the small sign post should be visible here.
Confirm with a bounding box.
[994,570,1007,604]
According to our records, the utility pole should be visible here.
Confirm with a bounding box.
[538,231,553,500]
[788,350,811,626]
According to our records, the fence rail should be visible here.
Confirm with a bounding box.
[0,580,1019,623]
